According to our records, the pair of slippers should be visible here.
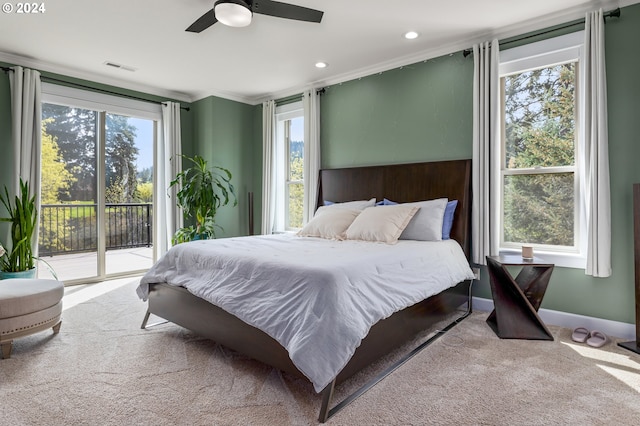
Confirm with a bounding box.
[571,327,609,347]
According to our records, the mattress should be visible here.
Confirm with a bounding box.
[137,233,474,392]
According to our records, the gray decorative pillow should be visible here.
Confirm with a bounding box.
[398,198,448,241]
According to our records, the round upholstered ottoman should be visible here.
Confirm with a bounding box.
[0,279,63,359]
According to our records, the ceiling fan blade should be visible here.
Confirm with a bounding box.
[186,8,218,33]
[252,0,323,23]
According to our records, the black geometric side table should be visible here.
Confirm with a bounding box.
[486,255,554,340]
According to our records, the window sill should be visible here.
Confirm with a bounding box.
[499,248,586,269]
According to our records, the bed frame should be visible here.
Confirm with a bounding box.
[142,159,473,422]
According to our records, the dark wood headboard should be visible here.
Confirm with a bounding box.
[317,159,472,259]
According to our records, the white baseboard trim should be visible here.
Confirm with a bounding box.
[472,296,637,341]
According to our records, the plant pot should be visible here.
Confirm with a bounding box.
[0,268,37,280]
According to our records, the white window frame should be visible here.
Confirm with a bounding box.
[497,31,586,269]
[274,101,304,232]
[41,83,162,120]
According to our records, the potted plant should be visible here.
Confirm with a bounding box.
[170,154,237,244]
[0,179,37,278]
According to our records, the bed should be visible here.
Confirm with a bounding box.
[138,159,474,422]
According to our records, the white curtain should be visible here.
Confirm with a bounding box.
[157,101,183,256]
[9,66,42,255]
[583,9,611,277]
[261,100,276,235]
[471,40,500,266]
[303,89,321,223]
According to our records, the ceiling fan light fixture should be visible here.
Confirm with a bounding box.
[214,0,253,27]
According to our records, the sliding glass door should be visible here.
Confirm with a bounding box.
[38,92,158,283]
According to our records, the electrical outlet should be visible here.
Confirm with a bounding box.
[472,267,481,280]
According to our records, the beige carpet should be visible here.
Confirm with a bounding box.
[1,280,639,425]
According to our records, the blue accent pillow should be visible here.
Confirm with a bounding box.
[323,200,334,206]
[375,198,398,206]
[442,200,458,240]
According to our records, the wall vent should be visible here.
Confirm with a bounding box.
[103,61,137,72]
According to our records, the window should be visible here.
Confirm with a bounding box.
[275,101,304,231]
[497,32,586,268]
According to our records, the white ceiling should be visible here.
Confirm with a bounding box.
[0,0,634,105]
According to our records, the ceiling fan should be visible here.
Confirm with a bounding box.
[186,0,324,32]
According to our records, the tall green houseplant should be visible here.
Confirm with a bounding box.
[170,154,237,244]
[0,179,37,273]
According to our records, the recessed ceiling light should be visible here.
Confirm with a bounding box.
[315,62,328,69]
[404,31,419,40]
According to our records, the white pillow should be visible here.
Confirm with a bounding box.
[322,198,376,210]
[297,208,361,240]
[399,198,448,241]
[346,205,419,244]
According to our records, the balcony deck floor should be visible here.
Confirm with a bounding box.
[37,247,154,284]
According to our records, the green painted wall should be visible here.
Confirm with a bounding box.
[190,95,257,237]
[321,53,473,168]
[315,3,640,324]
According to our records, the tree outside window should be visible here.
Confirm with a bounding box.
[286,117,304,230]
[501,62,577,248]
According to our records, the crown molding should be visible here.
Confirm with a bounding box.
[247,0,634,105]
[189,87,257,105]
[0,51,193,104]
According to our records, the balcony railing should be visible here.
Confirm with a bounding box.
[38,203,152,256]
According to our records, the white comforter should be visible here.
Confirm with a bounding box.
[137,234,474,392]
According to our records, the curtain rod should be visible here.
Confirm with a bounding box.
[1,66,190,111]
[462,7,620,57]
[275,88,326,105]
[275,93,303,105]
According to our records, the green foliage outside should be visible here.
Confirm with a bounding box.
[288,140,304,229]
[39,107,153,254]
[503,62,576,246]
[105,114,139,202]
[105,176,128,204]
[135,182,153,203]
[41,105,140,202]
[40,120,77,252]
[41,119,77,204]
